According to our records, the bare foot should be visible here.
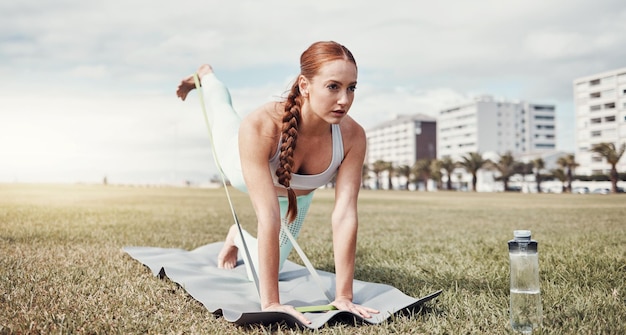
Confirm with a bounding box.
[176,64,214,101]
[217,224,239,269]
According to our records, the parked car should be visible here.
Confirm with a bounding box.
[591,187,625,194]
[591,188,610,194]
[573,187,590,194]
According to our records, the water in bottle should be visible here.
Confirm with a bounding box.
[509,230,542,333]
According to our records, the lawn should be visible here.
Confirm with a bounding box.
[1,184,624,334]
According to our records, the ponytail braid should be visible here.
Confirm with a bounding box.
[275,41,357,222]
[276,83,302,222]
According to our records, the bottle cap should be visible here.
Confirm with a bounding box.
[513,230,531,240]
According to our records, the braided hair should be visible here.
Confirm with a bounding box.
[277,41,357,222]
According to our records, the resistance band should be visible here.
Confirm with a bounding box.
[193,74,260,295]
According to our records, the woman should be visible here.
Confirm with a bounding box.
[176,41,378,324]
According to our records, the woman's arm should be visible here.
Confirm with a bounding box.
[331,117,379,318]
[238,102,313,324]
[238,103,282,305]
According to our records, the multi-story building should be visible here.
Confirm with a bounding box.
[438,95,556,161]
[436,96,556,191]
[573,67,626,175]
[365,114,436,188]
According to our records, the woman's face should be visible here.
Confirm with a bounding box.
[301,59,358,124]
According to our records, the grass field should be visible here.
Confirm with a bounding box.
[1,183,624,334]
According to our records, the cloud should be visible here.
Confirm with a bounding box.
[2,0,626,183]
[351,85,471,129]
[70,64,109,79]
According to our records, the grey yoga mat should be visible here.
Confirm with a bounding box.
[123,242,442,329]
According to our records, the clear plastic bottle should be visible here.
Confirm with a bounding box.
[508,230,542,333]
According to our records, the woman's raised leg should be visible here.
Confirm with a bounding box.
[176,65,247,192]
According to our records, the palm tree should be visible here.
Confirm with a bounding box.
[385,162,394,190]
[370,160,389,190]
[395,165,411,190]
[494,151,516,191]
[532,158,545,193]
[430,159,444,190]
[556,154,578,193]
[440,157,456,190]
[361,164,370,189]
[458,152,490,192]
[412,158,432,191]
[551,168,567,193]
[590,142,626,194]
[513,161,534,193]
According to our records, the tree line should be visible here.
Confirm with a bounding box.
[362,142,626,194]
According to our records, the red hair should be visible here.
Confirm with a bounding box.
[276,41,357,222]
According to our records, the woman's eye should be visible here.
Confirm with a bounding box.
[327,84,339,90]
[349,86,357,92]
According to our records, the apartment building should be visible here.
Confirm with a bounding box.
[366,114,437,168]
[573,67,626,175]
[438,95,556,161]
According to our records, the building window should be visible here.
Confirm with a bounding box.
[590,79,600,86]
[536,125,554,130]
[533,105,554,111]
[591,130,602,137]
[604,102,615,109]
[590,105,601,111]
[590,117,602,124]
[534,115,554,120]
[605,115,616,122]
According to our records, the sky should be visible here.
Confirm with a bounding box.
[2,0,625,185]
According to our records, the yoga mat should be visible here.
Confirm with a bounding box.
[123,242,441,329]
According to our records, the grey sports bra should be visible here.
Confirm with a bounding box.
[269,124,344,190]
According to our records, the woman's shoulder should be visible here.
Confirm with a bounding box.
[339,116,366,142]
[338,116,366,156]
[241,101,284,136]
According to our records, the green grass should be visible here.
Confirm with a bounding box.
[1,184,624,334]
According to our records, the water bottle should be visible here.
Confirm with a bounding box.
[508,230,542,333]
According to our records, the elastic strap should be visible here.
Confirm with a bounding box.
[193,74,261,297]
[280,220,334,302]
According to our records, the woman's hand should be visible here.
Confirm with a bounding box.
[263,303,311,325]
[332,297,380,319]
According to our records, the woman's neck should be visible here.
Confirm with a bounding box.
[298,105,332,137]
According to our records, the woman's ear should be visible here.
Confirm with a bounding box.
[298,76,309,96]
